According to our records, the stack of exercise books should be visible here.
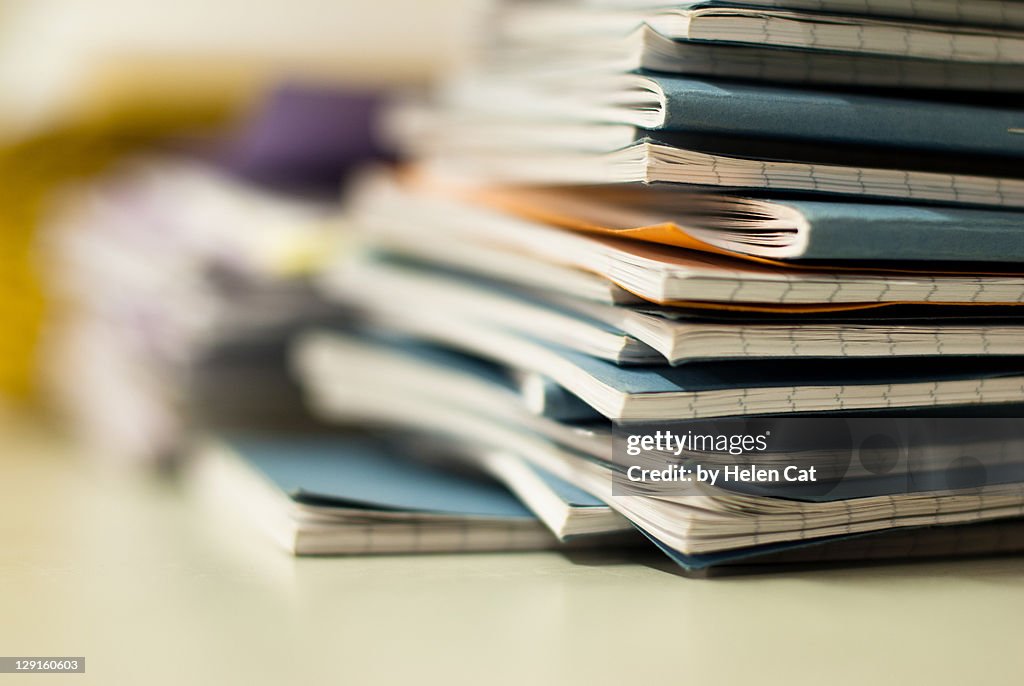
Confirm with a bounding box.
[289,0,1024,571]
[41,84,385,463]
[34,77,640,556]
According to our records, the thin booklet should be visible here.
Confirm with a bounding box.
[332,256,1024,365]
[462,185,1024,263]
[500,2,1024,63]
[298,324,1024,421]
[190,434,560,555]
[430,138,1024,208]
[432,73,1024,159]
[581,0,1024,29]
[486,24,1024,92]
[356,178,1024,308]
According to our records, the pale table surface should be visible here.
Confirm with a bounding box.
[2,418,1023,686]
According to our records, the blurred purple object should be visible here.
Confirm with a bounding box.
[212,83,392,190]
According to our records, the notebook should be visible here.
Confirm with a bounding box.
[190,434,562,555]
[322,256,660,365]
[582,0,1024,30]
[500,3,1024,63]
[461,185,1024,263]
[487,24,1024,92]
[355,178,1024,308]
[347,219,640,306]
[431,137,1024,208]
[291,330,1024,460]
[331,256,1024,365]
[293,333,612,459]
[429,73,1024,159]
[646,517,1024,571]
[479,451,634,539]
[298,325,1024,421]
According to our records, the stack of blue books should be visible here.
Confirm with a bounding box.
[293,0,1024,571]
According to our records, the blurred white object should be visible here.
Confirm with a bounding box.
[40,158,341,463]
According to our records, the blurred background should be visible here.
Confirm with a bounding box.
[0,0,480,455]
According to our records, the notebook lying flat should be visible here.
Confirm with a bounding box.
[409,72,1024,159]
[486,25,1024,92]
[432,138,1024,208]
[190,435,560,555]
[294,334,611,459]
[322,256,660,365]
[293,331,1024,464]
[582,0,1024,29]
[355,178,1024,308]
[329,256,1024,365]
[500,3,1024,63]
[460,185,1024,263]
[479,451,634,539]
[299,323,1024,420]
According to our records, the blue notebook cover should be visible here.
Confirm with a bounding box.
[521,373,606,423]
[557,344,1024,394]
[529,465,605,508]
[341,330,1024,403]
[775,200,1024,262]
[225,435,535,519]
[699,0,1024,28]
[633,27,1024,93]
[648,72,1024,157]
[643,518,1024,572]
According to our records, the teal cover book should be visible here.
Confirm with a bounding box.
[226,435,535,518]
[646,73,1024,157]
